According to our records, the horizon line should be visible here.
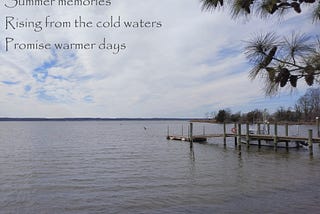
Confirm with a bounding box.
[0,117,203,121]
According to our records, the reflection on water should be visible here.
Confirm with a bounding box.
[0,121,320,213]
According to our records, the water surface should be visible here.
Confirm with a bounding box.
[1,121,320,213]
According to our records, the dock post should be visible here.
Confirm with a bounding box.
[274,122,278,151]
[317,117,319,137]
[257,122,260,134]
[190,123,193,149]
[316,117,320,147]
[223,123,227,145]
[237,124,242,151]
[203,125,205,135]
[167,126,169,137]
[234,123,237,146]
[246,123,250,148]
[257,123,261,148]
[267,123,270,135]
[308,129,313,156]
[285,123,289,150]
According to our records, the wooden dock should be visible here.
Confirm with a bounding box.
[167,133,320,144]
[167,122,320,155]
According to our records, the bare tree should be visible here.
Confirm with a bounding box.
[295,87,320,121]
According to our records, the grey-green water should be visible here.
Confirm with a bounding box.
[1,121,320,213]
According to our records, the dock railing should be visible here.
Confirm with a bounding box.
[167,122,320,156]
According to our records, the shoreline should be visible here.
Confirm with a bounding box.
[190,119,317,126]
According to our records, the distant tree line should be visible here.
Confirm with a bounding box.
[207,87,320,123]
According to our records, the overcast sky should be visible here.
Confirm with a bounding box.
[0,0,318,118]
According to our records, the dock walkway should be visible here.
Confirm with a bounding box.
[167,133,320,144]
[167,122,320,155]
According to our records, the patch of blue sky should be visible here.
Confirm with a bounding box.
[199,46,245,70]
[281,9,312,27]
[2,80,20,85]
[24,85,31,92]
[244,94,302,112]
[70,74,95,82]
[32,70,48,83]
[199,62,249,83]
[34,51,58,73]
[83,95,94,103]
[216,45,242,60]
[31,50,88,84]
[36,87,74,104]
[55,51,78,69]
[36,89,57,102]
[199,55,222,67]
[32,51,58,83]
[31,49,78,82]
[48,74,69,81]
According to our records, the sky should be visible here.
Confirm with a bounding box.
[0,0,318,118]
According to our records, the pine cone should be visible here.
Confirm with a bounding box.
[304,65,314,86]
[266,67,276,81]
[291,2,301,13]
[289,75,298,87]
[305,74,314,86]
[280,68,290,87]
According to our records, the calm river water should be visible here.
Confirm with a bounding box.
[1,121,320,213]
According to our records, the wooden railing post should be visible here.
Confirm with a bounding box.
[246,123,250,148]
[308,129,313,156]
[257,122,261,148]
[285,123,289,150]
[190,123,193,149]
[237,124,242,151]
[223,123,226,145]
[274,123,278,151]
[234,123,237,146]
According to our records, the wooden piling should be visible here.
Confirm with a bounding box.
[274,123,278,151]
[223,123,226,145]
[308,129,313,156]
[190,123,193,149]
[166,122,320,156]
[257,123,261,148]
[285,123,289,150]
[237,124,242,150]
[246,123,250,148]
[317,117,319,138]
[234,123,237,146]
[316,117,320,147]
[203,125,205,135]
[267,123,270,135]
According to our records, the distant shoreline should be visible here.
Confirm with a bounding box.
[0,118,316,125]
[0,118,194,121]
[190,119,316,125]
